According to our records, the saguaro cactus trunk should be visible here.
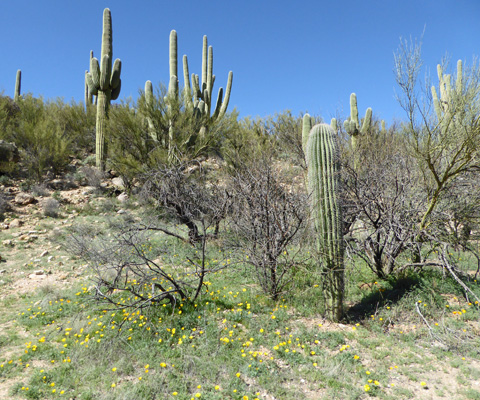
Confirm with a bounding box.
[85,8,122,170]
[305,121,345,321]
[14,70,21,102]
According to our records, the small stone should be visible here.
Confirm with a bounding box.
[2,240,14,247]
[0,269,6,274]
[9,219,23,228]
[117,209,126,214]
[112,177,125,189]
[34,269,44,275]
[47,256,54,262]
[40,250,49,257]
[117,192,128,203]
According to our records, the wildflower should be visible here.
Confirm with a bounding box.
[364,384,371,392]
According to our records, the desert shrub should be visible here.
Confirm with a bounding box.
[107,87,238,186]
[43,198,60,218]
[77,165,105,188]
[0,193,10,221]
[31,184,50,197]
[7,95,72,180]
[227,155,309,300]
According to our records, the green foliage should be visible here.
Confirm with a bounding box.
[108,86,237,185]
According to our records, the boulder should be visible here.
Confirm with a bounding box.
[0,140,20,163]
[14,193,36,206]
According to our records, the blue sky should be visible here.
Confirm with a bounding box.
[0,1,478,124]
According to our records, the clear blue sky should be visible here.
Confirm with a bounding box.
[0,0,478,124]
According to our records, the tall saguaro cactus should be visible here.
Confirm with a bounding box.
[304,120,345,321]
[145,30,233,156]
[14,70,21,102]
[85,8,122,170]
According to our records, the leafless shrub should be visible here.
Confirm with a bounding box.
[227,156,309,300]
[43,198,60,218]
[31,183,50,197]
[141,160,230,243]
[66,216,226,313]
[341,125,423,278]
[78,165,104,188]
[0,193,10,220]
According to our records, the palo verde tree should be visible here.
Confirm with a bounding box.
[86,8,122,170]
[395,40,480,262]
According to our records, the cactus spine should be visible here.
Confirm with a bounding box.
[14,70,21,102]
[304,121,344,321]
[86,8,122,170]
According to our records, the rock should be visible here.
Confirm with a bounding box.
[34,269,44,275]
[0,140,20,163]
[9,219,23,228]
[0,269,6,274]
[81,186,97,195]
[117,209,126,214]
[46,179,77,190]
[117,192,128,203]
[2,239,14,247]
[47,256,54,262]
[14,193,36,206]
[112,177,125,190]
[29,273,46,280]
[40,250,49,257]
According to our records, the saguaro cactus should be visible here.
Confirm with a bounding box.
[343,93,372,169]
[304,120,345,321]
[145,30,233,159]
[431,60,463,126]
[343,93,372,147]
[85,8,122,170]
[14,70,21,102]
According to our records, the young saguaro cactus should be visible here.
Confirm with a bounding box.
[304,120,345,321]
[14,70,21,102]
[85,8,122,170]
[343,93,372,150]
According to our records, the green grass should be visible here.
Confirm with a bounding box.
[1,201,480,399]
